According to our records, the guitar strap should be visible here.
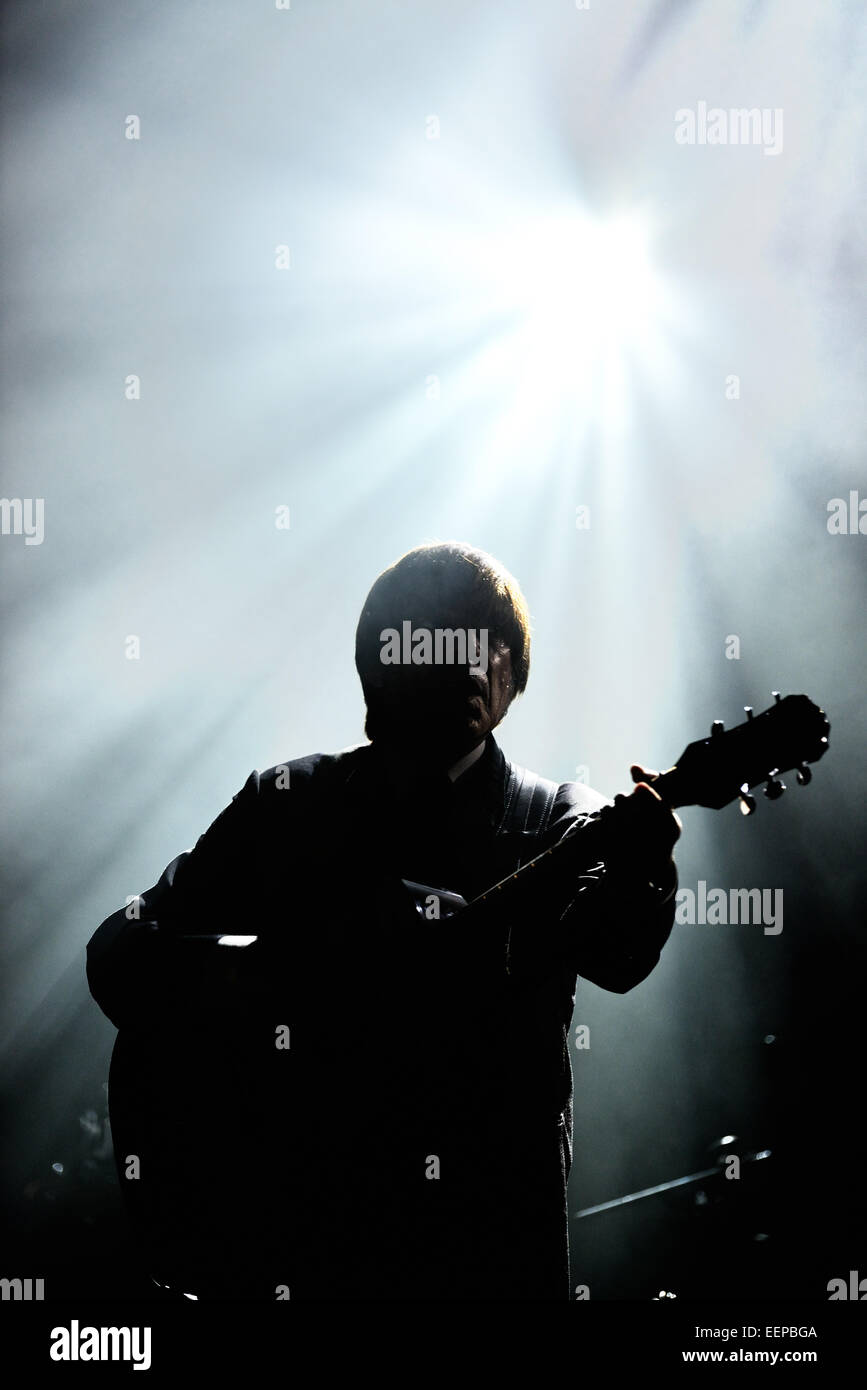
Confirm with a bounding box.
[497,762,562,838]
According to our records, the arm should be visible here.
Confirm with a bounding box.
[555,846,677,994]
[505,773,680,994]
[86,769,261,1029]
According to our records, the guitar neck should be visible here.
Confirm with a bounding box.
[468,812,610,916]
[467,767,687,916]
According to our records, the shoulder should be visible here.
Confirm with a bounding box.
[258,743,371,798]
[496,740,612,835]
[536,777,611,849]
[552,779,612,817]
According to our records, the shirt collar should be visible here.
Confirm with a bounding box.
[366,730,506,816]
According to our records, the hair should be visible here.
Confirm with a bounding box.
[355,541,531,740]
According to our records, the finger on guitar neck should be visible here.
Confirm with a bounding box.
[630,762,660,785]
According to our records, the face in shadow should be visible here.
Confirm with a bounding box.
[370,634,514,767]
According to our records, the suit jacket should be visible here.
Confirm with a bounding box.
[87,734,676,1300]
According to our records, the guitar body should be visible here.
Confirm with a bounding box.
[106,880,453,1298]
[108,997,285,1297]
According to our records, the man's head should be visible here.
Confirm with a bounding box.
[355,541,531,762]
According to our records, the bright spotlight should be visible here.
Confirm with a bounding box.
[516,211,662,355]
[489,209,665,371]
[467,206,671,467]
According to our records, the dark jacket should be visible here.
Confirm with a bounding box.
[87,734,676,1301]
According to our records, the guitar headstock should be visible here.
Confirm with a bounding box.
[657,693,830,813]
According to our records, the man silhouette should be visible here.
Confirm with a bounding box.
[87,541,680,1300]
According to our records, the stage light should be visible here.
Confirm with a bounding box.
[511,210,663,357]
[482,206,667,386]
[457,204,675,480]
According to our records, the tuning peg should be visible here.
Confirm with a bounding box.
[764,775,786,800]
[772,691,781,703]
[739,783,757,816]
[711,720,725,736]
[796,763,812,786]
[744,706,754,721]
